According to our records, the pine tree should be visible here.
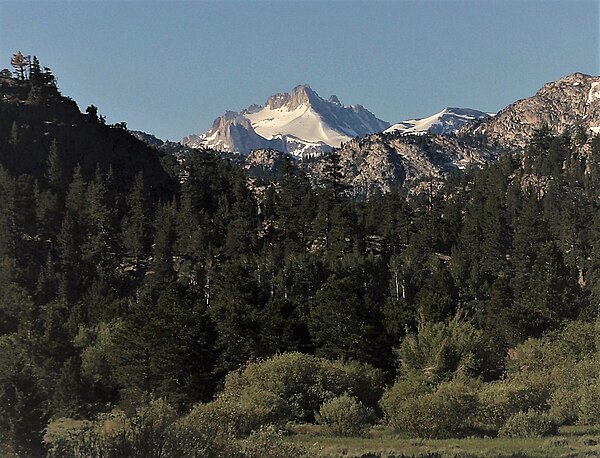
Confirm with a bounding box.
[148,201,177,287]
[309,276,375,363]
[111,284,215,408]
[0,335,50,458]
[65,164,87,216]
[45,139,65,192]
[84,166,120,281]
[10,52,29,80]
[209,259,269,375]
[122,171,153,261]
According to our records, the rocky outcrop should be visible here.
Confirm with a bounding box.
[307,132,499,197]
[466,73,600,149]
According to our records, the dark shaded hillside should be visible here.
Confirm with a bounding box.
[0,72,175,196]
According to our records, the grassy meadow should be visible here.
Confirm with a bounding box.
[287,424,600,457]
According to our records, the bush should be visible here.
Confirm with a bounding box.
[46,399,178,458]
[549,388,580,425]
[555,320,597,360]
[316,394,374,436]
[222,352,384,421]
[48,399,250,458]
[476,373,552,432]
[505,338,553,375]
[181,388,289,439]
[499,410,556,438]
[382,377,479,439]
[172,403,243,457]
[379,376,432,431]
[577,382,600,425]
[397,315,490,382]
[506,321,597,376]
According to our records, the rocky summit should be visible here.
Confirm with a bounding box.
[466,72,600,149]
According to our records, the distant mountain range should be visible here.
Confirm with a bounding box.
[181,85,501,158]
[321,72,600,196]
[139,73,600,196]
[128,73,596,196]
[3,63,600,206]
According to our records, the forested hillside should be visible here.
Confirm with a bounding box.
[3,63,600,457]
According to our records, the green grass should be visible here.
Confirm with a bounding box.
[285,424,600,457]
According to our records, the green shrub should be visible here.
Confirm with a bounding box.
[172,403,243,457]
[577,382,600,425]
[379,376,432,431]
[549,388,580,425]
[46,399,178,458]
[547,363,600,427]
[555,320,597,361]
[316,394,374,436]
[397,315,490,382]
[181,388,289,439]
[382,377,479,439]
[47,399,249,458]
[476,373,552,432]
[324,358,386,410]
[507,321,597,376]
[222,352,384,421]
[505,338,553,375]
[499,410,556,438]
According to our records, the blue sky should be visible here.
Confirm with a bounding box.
[1,0,598,141]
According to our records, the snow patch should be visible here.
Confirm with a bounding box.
[385,108,489,135]
[587,82,600,104]
[245,104,351,147]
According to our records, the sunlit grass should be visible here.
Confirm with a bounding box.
[285,423,600,457]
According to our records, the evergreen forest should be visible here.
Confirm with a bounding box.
[3,60,600,457]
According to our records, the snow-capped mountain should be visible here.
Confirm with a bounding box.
[181,85,390,158]
[385,107,491,135]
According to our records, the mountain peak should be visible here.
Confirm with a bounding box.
[182,84,389,156]
[470,73,600,147]
[263,84,318,110]
[265,92,290,110]
[288,84,319,109]
[328,95,341,105]
[385,107,490,136]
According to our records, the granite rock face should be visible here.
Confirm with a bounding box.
[306,133,498,197]
[466,73,600,149]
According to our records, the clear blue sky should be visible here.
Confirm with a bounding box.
[1,0,598,141]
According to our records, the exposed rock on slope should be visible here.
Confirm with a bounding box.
[306,133,498,197]
[306,73,600,197]
[467,73,600,148]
